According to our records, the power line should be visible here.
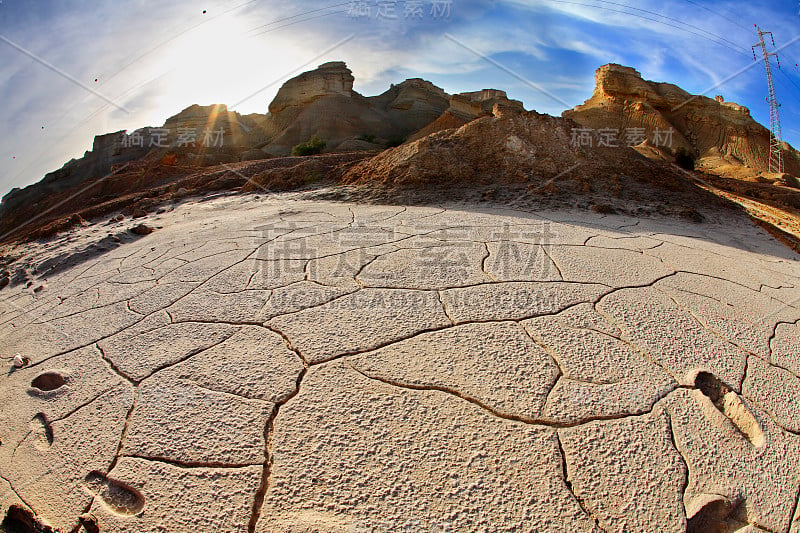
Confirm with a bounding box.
[679,0,751,32]
[775,67,800,100]
[777,51,800,77]
[250,9,349,37]
[549,0,750,57]
[246,2,351,33]
[584,0,748,52]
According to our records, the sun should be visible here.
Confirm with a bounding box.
[147,14,263,117]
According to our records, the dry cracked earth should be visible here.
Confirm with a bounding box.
[2,194,800,532]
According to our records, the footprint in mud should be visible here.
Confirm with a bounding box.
[30,413,53,450]
[694,371,765,447]
[85,471,145,516]
[30,372,66,392]
[687,494,749,533]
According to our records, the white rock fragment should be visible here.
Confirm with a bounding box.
[12,354,26,368]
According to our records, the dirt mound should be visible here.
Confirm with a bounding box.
[343,105,722,214]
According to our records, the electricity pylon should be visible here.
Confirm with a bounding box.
[753,26,784,174]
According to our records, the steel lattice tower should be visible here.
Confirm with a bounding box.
[753,26,784,174]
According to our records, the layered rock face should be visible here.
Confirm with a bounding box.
[371,78,450,135]
[0,60,519,238]
[268,61,356,130]
[0,106,271,225]
[261,64,450,155]
[161,104,270,150]
[5,60,799,243]
[408,88,524,142]
[0,131,149,227]
[563,64,800,178]
[450,89,524,119]
[259,63,525,155]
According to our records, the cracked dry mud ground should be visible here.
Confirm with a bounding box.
[2,195,800,532]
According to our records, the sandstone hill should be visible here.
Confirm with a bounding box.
[345,104,694,199]
[0,62,540,241]
[563,63,800,180]
[3,61,800,244]
[261,61,449,154]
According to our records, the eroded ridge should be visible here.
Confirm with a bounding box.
[0,199,799,532]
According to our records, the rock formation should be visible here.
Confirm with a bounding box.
[450,89,525,119]
[161,103,269,151]
[260,64,450,154]
[0,104,272,231]
[0,131,149,233]
[3,62,800,532]
[408,88,524,142]
[563,63,800,178]
[4,60,800,243]
[267,61,357,130]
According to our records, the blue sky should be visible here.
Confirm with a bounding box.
[1,0,799,197]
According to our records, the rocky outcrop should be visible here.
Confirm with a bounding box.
[0,105,273,225]
[0,131,149,225]
[369,78,450,134]
[261,65,450,155]
[6,60,798,243]
[407,110,469,143]
[450,89,524,119]
[0,62,526,226]
[563,63,800,178]
[268,61,356,130]
[0,61,514,239]
[408,88,524,142]
[162,104,270,150]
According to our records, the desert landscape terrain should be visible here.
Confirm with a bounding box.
[1,59,800,532]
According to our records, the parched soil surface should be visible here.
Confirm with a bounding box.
[1,195,800,532]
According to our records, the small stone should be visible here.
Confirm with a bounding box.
[33,284,46,293]
[69,213,88,226]
[13,354,26,368]
[592,204,617,214]
[78,513,100,533]
[113,214,125,222]
[131,224,154,236]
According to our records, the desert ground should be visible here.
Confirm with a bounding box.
[1,193,800,532]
